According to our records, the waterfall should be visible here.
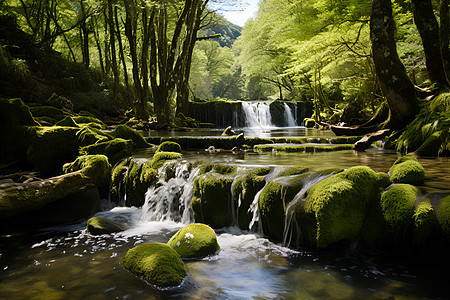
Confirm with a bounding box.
[283,103,297,127]
[241,101,274,128]
[282,173,333,248]
[140,162,199,223]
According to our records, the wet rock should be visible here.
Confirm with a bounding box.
[415,131,442,156]
[76,125,112,147]
[412,199,436,245]
[156,141,182,153]
[87,216,126,235]
[111,124,151,149]
[62,154,111,187]
[389,154,425,185]
[150,151,182,169]
[436,195,450,242]
[79,138,132,166]
[167,223,220,258]
[122,243,187,288]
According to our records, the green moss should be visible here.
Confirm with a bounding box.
[156,136,245,150]
[389,154,425,185]
[73,116,107,129]
[111,124,151,149]
[110,158,131,203]
[167,223,220,258]
[192,172,235,228]
[30,106,66,121]
[278,166,310,177]
[156,141,182,153]
[150,152,183,169]
[303,166,390,248]
[87,216,126,235]
[80,138,133,166]
[437,196,450,241]
[123,160,158,207]
[62,154,111,187]
[27,126,79,176]
[254,144,354,153]
[76,125,113,147]
[122,243,187,288]
[415,131,442,156]
[232,167,270,230]
[380,184,418,239]
[412,199,436,245]
[198,164,237,176]
[54,116,79,127]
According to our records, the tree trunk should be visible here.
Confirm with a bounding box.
[412,0,449,88]
[370,0,418,129]
[107,0,119,91]
[441,0,450,73]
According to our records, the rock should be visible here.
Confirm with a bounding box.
[76,125,112,147]
[232,167,271,230]
[124,160,158,207]
[62,154,111,187]
[29,106,66,122]
[27,126,79,176]
[0,98,39,163]
[380,184,418,241]
[150,151,182,169]
[79,138,133,166]
[111,124,151,149]
[437,195,450,242]
[191,171,235,228]
[167,223,220,258]
[412,199,436,245]
[254,144,354,153]
[110,158,131,203]
[156,141,182,153]
[122,243,187,288]
[389,154,425,185]
[73,116,107,129]
[87,216,126,235]
[221,126,236,136]
[304,118,315,128]
[415,131,442,156]
[55,116,79,127]
[300,166,390,248]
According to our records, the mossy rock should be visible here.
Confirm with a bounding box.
[300,166,390,248]
[167,223,220,258]
[111,124,151,149]
[380,184,418,241]
[278,166,310,177]
[254,144,354,153]
[389,154,425,185]
[27,126,79,176]
[39,187,100,224]
[110,158,131,204]
[191,172,235,228]
[62,154,111,187]
[198,164,237,176]
[29,106,66,121]
[0,98,39,163]
[122,243,187,288]
[80,138,132,166]
[150,152,183,169]
[73,116,107,129]
[412,199,436,245]
[76,125,112,147]
[124,160,158,207]
[437,196,450,242]
[415,131,442,157]
[54,116,79,127]
[87,216,126,235]
[232,167,271,230]
[156,141,182,153]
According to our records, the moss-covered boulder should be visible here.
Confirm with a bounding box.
[30,106,66,122]
[415,131,442,157]
[150,151,183,169]
[437,196,450,242]
[0,98,39,163]
[124,160,158,207]
[122,243,187,288]
[167,223,220,258]
[110,158,131,203]
[87,216,126,235]
[54,116,79,127]
[27,126,79,176]
[299,166,390,248]
[62,154,111,187]
[80,138,132,166]
[111,124,151,149]
[73,116,107,129]
[412,199,436,245]
[380,184,418,241]
[232,167,271,230]
[76,125,112,147]
[389,154,425,185]
[156,141,182,153]
[191,171,236,228]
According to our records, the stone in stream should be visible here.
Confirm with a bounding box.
[156,141,182,153]
[389,154,425,185]
[87,216,126,235]
[122,243,187,288]
[167,223,220,259]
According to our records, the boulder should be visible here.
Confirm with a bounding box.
[389,154,425,185]
[111,124,151,149]
[415,131,442,156]
[156,141,182,153]
[73,116,107,129]
[80,138,132,166]
[110,158,131,203]
[437,195,450,242]
[76,125,112,147]
[87,216,126,235]
[55,116,79,127]
[124,160,158,207]
[29,106,66,122]
[412,199,436,245]
[150,151,182,169]
[167,223,220,258]
[62,154,111,187]
[122,243,187,288]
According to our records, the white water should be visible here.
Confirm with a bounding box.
[241,102,274,128]
[283,103,297,127]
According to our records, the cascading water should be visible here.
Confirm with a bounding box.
[241,101,274,128]
[283,103,297,127]
[140,162,199,223]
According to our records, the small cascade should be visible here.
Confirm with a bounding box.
[242,101,274,128]
[282,173,333,248]
[140,162,199,223]
[248,167,284,234]
[284,103,297,127]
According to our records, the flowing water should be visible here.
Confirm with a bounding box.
[1,129,450,299]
